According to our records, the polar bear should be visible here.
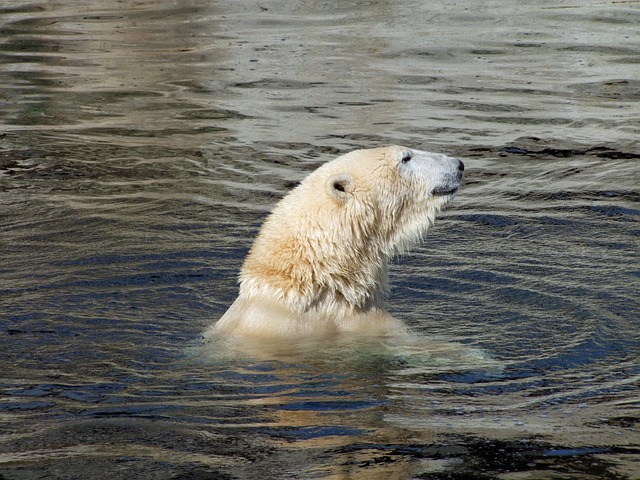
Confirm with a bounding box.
[207,146,464,340]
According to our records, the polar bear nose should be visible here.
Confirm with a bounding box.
[457,160,465,172]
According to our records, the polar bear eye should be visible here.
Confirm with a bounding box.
[401,151,412,163]
[333,181,345,192]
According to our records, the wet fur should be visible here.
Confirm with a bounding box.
[206,145,463,339]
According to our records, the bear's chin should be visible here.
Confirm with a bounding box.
[431,186,459,196]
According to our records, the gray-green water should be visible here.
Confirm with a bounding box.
[1,1,639,478]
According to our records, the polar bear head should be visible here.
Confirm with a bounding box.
[237,146,464,318]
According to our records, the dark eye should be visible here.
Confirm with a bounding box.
[401,151,412,163]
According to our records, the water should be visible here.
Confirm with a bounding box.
[1,0,639,478]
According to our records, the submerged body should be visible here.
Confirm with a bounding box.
[207,145,464,339]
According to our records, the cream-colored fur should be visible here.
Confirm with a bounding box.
[206,145,464,339]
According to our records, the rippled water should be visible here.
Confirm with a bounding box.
[1,1,639,479]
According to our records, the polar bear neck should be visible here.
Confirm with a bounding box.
[237,196,440,316]
[239,223,390,315]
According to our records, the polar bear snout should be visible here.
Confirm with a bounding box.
[429,156,464,196]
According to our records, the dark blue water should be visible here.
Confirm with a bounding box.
[1,1,639,479]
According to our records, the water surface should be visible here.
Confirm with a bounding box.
[1,1,639,479]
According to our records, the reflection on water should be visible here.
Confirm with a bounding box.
[1,0,639,479]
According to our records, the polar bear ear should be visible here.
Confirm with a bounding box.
[327,173,353,202]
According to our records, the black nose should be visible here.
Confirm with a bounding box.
[458,160,465,172]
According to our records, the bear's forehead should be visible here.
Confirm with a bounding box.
[306,146,409,184]
[302,146,414,191]
[338,145,406,166]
